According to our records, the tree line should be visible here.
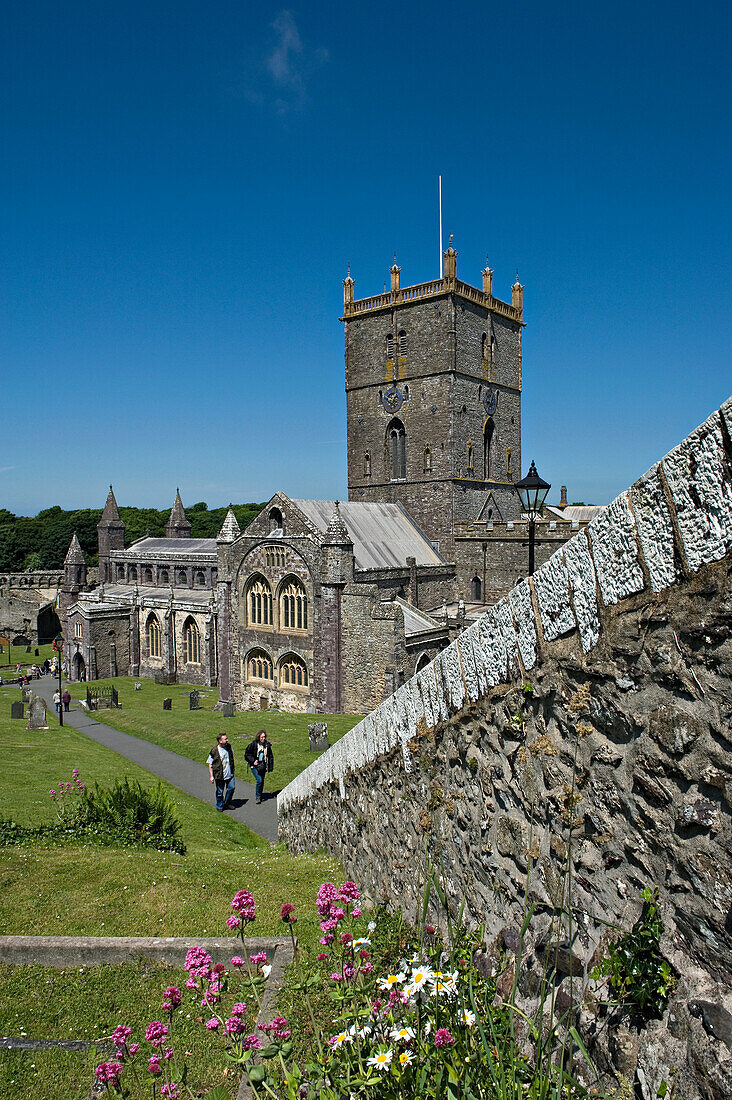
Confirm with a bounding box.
[0,502,264,572]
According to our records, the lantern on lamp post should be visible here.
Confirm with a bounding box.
[515,460,551,576]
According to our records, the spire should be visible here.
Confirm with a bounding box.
[322,501,353,547]
[100,485,121,525]
[165,489,192,539]
[512,271,524,314]
[343,264,355,311]
[64,531,85,565]
[390,256,401,295]
[217,506,241,542]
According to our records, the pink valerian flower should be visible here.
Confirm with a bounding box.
[343,965,355,979]
[316,952,329,961]
[163,1047,174,1060]
[351,908,362,918]
[359,949,370,960]
[49,789,57,798]
[361,961,374,974]
[72,768,79,777]
[148,1056,162,1076]
[185,977,199,990]
[338,881,360,902]
[320,918,338,933]
[330,972,343,983]
[184,946,212,979]
[231,1003,247,1016]
[280,902,296,923]
[225,1016,246,1035]
[316,883,339,916]
[320,934,334,946]
[231,956,244,968]
[231,890,256,921]
[205,1018,220,1030]
[340,932,353,945]
[212,963,226,977]
[388,989,408,1008]
[112,1025,132,1050]
[161,1084,179,1099]
[249,951,267,966]
[242,1034,262,1050]
[425,924,436,935]
[129,1043,139,1055]
[434,1028,456,1048]
[144,1021,169,1047]
[163,986,181,1010]
[227,915,241,930]
[257,1016,290,1040]
[95,1061,124,1086]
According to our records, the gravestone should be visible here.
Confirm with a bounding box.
[10,701,24,719]
[308,722,329,751]
[189,690,200,711]
[162,698,172,711]
[21,685,31,703]
[222,701,234,718]
[27,697,47,730]
[135,682,142,691]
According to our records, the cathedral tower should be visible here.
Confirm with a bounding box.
[97,485,125,583]
[343,246,523,559]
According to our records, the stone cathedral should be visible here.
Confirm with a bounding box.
[62,245,595,713]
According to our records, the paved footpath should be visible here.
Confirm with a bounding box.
[31,678,279,843]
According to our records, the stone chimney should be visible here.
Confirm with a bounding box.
[559,485,568,510]
[512,272,524,314]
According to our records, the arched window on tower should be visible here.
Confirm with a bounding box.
[387,418,406,480]
[182,618,200,664]
[386,333,394,360]
[280,577,308,631]
[279,653,309,689]
[470,576,482,602]
[247,576,273,627]
[506,448,513,479]
[467,440,474,474]
[146,614,161,658]
[423,446,432,474]
[364,452,371,478]
[398,330,407,358]
[483,419,495,479]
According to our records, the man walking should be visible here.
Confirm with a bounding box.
[61,689,71,712]
[207,732,235,811]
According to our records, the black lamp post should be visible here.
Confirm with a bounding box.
[516,460,551,576]
[53,633,64,726]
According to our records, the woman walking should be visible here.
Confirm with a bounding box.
[244,730,274,804]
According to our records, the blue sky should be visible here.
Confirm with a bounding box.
[2,1,730,514]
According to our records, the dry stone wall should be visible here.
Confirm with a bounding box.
[279,397,732,1100]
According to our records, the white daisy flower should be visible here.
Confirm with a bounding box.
[331,1030,353,1048]
[398,1050,415,1066]
[368,921,377,932]
[352,937,371,948]
[389,1025,415,1043]
[460,1009,476,1026]
[367,1049,393,1070]
[377,972,406,990]
[409,964,434,990]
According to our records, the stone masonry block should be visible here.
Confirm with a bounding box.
[588,493,645,606]
[440,642,467,713]
[533,551,576,643]
[508,579,537,670]
[662,409,732,571]
[494,600,520,678]
[475,608,509,686]
[430,652,452,724]
[562,530,600,654]
[417,664,440,729]
[457,627,481,702]
[463,621,492,697]
[628,464,679,592]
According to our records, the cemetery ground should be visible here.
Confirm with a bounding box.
[0,681,344,1099]
[65,676,363,791]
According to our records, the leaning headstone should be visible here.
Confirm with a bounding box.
[11,701,24,719]
[135,682,142,691]
[162,698,172,711]
[308,722,329,751]
[222,701,234,718]
[21,685,31,703]
[189,690,200,711]
[27,696,47,730]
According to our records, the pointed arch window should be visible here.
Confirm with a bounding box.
[129,565,137,581]
[144,567,153,583]
[160,569,169,584]
[364,452,371,478]
[281,578,308,631]
[398,330,407,358]
[467,440,474,473]
[183,618,200,664]
[470,576,482,601]
[146,614,161,658]
[247,576,273,627]
[483,419,495,479]
[74,620,83,640]
[387,418,406,480]
[279,653,309,689]
[423,446,432,474]
[246,648,273,682]
[386,333,394,360]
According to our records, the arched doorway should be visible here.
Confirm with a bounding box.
[470,576,482,601]
[73,651,86,682]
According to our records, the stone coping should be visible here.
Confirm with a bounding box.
[0,935,289,969]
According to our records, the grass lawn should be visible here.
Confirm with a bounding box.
[0,641,55,676]
[0,959,250,1100]
[66,676,363,792]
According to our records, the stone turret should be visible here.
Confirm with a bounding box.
[217,507,241,543]
[320,502,355,713]
[64,532,87,589]
[97,485,125,583]
[165,489,192,539]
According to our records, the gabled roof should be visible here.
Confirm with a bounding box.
[290,500,445,570]
[120,537,217,558]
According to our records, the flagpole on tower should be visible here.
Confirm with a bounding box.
[439,175,443,278]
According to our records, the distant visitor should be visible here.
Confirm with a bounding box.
[207,732,235,812]
[245,730,274,804]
